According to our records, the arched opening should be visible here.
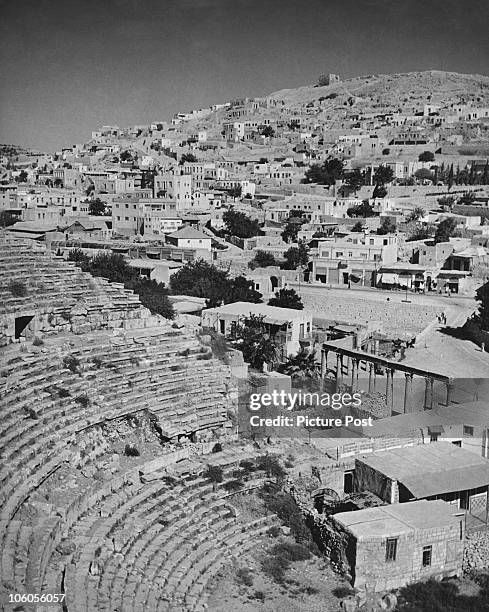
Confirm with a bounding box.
[270,275,279,291]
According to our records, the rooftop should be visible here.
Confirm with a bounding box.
[357,441,489,498]
[202,301,310,324]
[166,227,210,240]
[334,499,460,540]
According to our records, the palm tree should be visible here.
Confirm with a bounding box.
[406,206,426,223]
[278,349,320,380]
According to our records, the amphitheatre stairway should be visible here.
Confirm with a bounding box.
[0,236,278,611]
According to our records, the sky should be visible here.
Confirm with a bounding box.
[1,0,488,151]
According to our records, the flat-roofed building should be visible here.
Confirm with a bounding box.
[332,499,464,591]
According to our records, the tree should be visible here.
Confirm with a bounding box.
[476,280,489,331]
[256,455,286,481]
[418,151,435,162]
[344,169,363,194]
[203,465,224,488]
[351,221,365,232]
[458,191,476,206]
[228,276,262,304]
[15,170,28,183]
[67,248,90,269]
[406,207,426,223]
[372,184,388,199]
[0,211,18,227]
[447,164,454,190]
[223,209,260,238]
[268,288,303,310]
[169,260,261,308]
[282,241,309,270]
[347,199,374,218]
[303,158,344,185]
[180,153,197,165]
[377,218,396,235]
[170,259,230,306]
[437,195,455,212]
[434,218,459,244]
[373,165,394,186]
[228,185,242,199]
[249,250,278,269]
[228,314,278,370]
[120,150,133,162]
[278,349,320,380]
[126,277,174,319]
[414,168,434,182]
[68,250,174,318]
[88,198,108,216]
[259,125,275,138]
[406,224,435,242]
[281,221,300,244]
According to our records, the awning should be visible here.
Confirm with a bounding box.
[379,273,398,284]
[427,425,445,435]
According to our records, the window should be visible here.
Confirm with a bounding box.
[422,545,432,567]
[463,425,474,436]
[385,538,397,562]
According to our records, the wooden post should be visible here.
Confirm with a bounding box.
[445,379,453,406]
[386,369,394,412]
[320,349,327,378]
[351,359,357,390]
[404,373,413,414]
[336,353,343,388]
[368,362,374,394]
[424,377,434,410]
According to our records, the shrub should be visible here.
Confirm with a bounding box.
[203,464,224,484]
[332,586,356,598]
[261,542,312,583]
[267,525,281,538]
[75,395,89,408]
[92,357,103,369]
[259,485,312,544]
[256,455,286,481]
[251,591,265,601]
[63,355,80,373]
[32,337,44,346]
[57,387,71,398]
[235,567,253,587]
[212,442,223,453]
[8,280,27,297]
[224,479,244,492]
[26,408,39,420]
[239,459,257,474]
[124,444,140,457]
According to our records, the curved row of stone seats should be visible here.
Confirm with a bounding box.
[0,239,153,346]
[59,470,272,612]
[0,321,233,516]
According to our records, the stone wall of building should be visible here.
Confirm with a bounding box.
[348,523,464,591]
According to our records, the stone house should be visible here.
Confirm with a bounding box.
[332,499,464,591]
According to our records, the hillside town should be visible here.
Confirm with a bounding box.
[1,69,489,612]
